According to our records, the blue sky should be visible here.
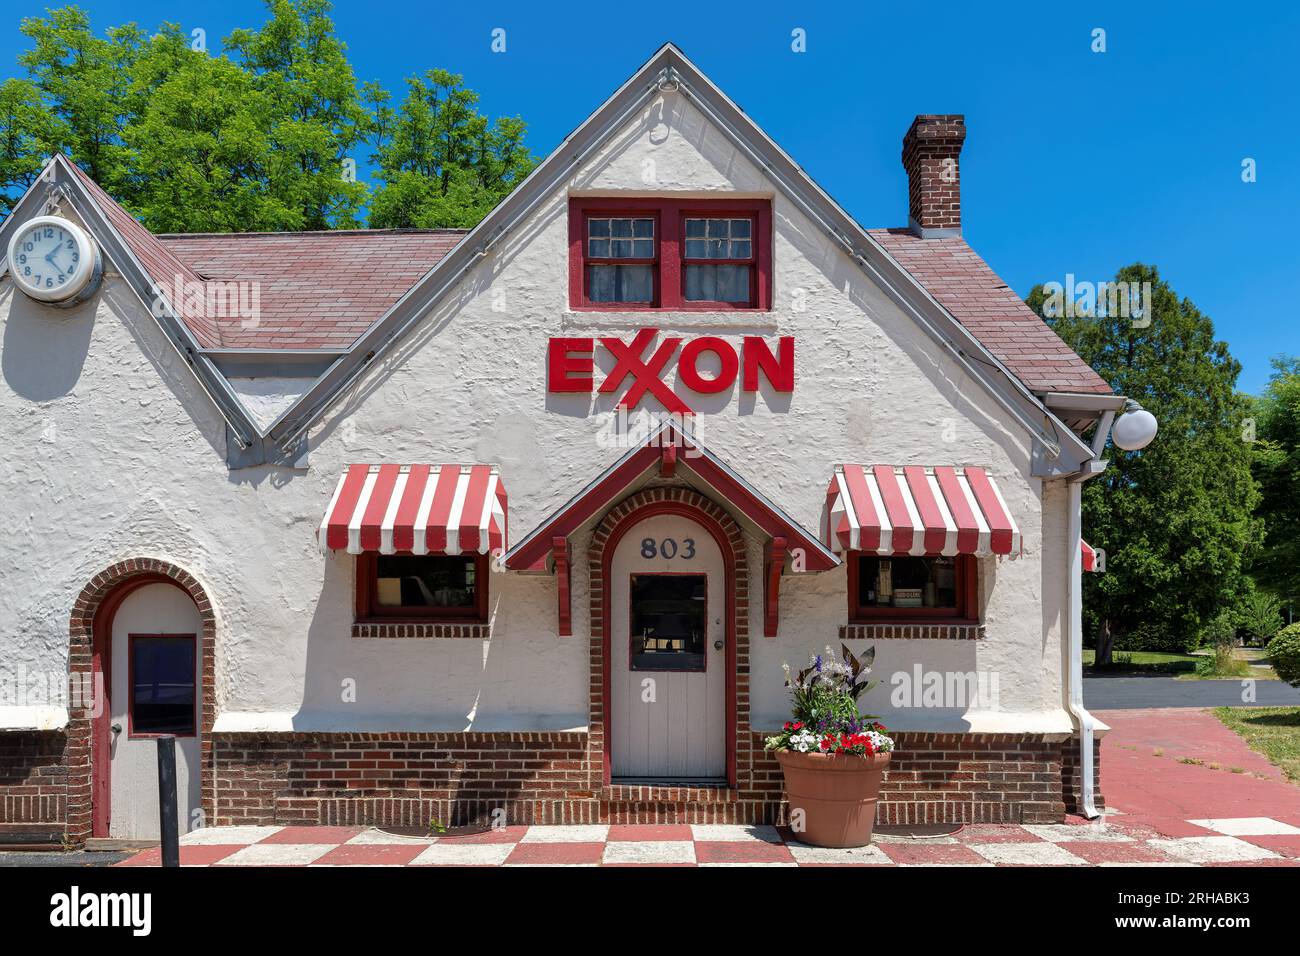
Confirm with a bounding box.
[4,1,1297,393]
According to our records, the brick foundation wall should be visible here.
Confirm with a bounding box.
[213,732,597,826]
[1062,732,1106,816]
[750,731,1069,825]
[0,731,68,836]
[209,729,1073,827]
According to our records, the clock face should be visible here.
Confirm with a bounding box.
[7,215,100,303]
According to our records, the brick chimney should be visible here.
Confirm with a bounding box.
[901,114,966,237]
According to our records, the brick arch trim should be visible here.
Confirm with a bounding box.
[67,558,217,842]
[588,487,750,790]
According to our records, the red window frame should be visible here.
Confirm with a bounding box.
[569,197,771,311]
[355,552,490,623]
[127,633,198,739]
[847,553,978,624]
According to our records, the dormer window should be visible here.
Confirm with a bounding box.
[569,198,770,311]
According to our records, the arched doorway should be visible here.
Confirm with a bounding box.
[68,560,216,842]
[610,511,726,779]
[590,489,748,789]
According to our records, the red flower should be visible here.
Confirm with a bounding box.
[792,722,803,731]
[783,722,791,730]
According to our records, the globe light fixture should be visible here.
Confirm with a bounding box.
[1110,400,1158,451]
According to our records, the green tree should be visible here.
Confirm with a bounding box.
[0,78,52,216]
[1235,588,1284,647]
[17,6,146,192]
[1251,357,1300,611]
[367,69,534,228]
[223,0,369,229]
[120,43,293,233]
[1027,264,1262,659]
[2,2,533,232]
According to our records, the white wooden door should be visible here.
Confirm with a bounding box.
[611,513,726,779]
[109,583,203,839]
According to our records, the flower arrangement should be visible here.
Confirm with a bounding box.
[764,644,894,757]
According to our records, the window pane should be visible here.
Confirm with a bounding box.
[590,218,654,259]
[631,574,706,671]
[684,264,751,303]
[376,555,477,609]
[715,264,750,301]
[683,218,755,259]
[856,556,958,609]
[588,264,654,302]
[132,637,195,735]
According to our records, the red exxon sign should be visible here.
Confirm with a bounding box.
[548,330,794,413]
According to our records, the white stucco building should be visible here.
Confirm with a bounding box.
[0,46,1124,842]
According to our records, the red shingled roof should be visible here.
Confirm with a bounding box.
[67,159,1105,393]
[870,229,1111,394]
[65,161,222,346]
[158,231,464,349]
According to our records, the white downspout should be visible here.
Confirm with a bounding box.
[1065,475,1100,819]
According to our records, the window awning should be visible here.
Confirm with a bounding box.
[826,465,1021,557]
[317,464,507,555]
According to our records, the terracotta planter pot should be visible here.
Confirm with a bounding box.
[776,750,891,848]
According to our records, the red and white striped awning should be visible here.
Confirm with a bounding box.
[1082,539,1100,572]
[318,464,507,555]
[826,465,1021,557]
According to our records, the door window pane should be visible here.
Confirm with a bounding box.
[631,574,707,671]
[131,637,196,735]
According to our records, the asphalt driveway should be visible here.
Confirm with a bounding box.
[1085,677,1300,709]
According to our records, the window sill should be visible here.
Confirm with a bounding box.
[352,621,489,640]
[840,622,985,641]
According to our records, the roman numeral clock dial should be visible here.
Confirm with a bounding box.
[6,214,102,305]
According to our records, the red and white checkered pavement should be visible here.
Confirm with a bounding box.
[115,816,1300,868]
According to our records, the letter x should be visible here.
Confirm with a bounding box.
[598,328,691,413]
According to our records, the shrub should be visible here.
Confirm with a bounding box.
[1267,623,1300,687]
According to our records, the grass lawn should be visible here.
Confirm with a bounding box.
[1083,649,1198,674]
[1214,707,1300,782]
[1084,648,1279,680]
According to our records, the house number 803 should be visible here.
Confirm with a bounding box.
[641,537,695,560]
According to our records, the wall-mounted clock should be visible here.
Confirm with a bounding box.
[6,214,103,306]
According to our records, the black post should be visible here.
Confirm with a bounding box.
[156,736,180,867]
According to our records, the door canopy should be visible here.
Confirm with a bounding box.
[504,421,837,637]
